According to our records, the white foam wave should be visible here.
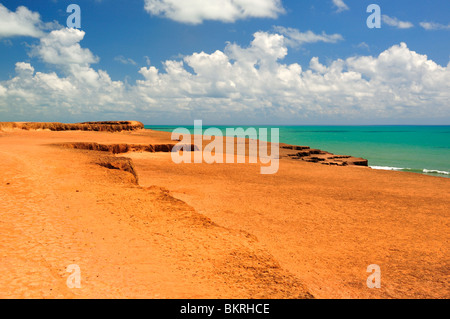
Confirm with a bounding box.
[370,166,407,171]
[370,166,450,176]
[423,169,450,175]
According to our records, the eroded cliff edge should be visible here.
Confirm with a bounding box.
[0,121,368,166]
[0,121,144,132]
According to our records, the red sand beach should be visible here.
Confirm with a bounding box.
[0,124,448,299]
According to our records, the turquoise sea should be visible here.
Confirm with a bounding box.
[146,125,450,178]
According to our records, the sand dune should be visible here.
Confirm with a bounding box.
[0,128,448,299]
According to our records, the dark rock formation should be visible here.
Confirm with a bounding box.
[280,143,368,167]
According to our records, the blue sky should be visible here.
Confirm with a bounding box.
[0,0,449,125]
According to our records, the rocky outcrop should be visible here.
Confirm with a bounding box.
[280,144,368,167]
[0,121,144,132]
[63,141,366,165]
[97,156,139,184]
[61,142,198,154]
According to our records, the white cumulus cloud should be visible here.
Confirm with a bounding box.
[0,4,60,39]
[382,15,414,29]
[115,56,138,65]
[0,4,45,38]
[274,26,343,47]
[0,84,6,97]
[0,28,127,119]
[332,0,349,13]
[143,0,285,24]
[0,28,449,124]
[31,28,99,66]
[420,22,450,30]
